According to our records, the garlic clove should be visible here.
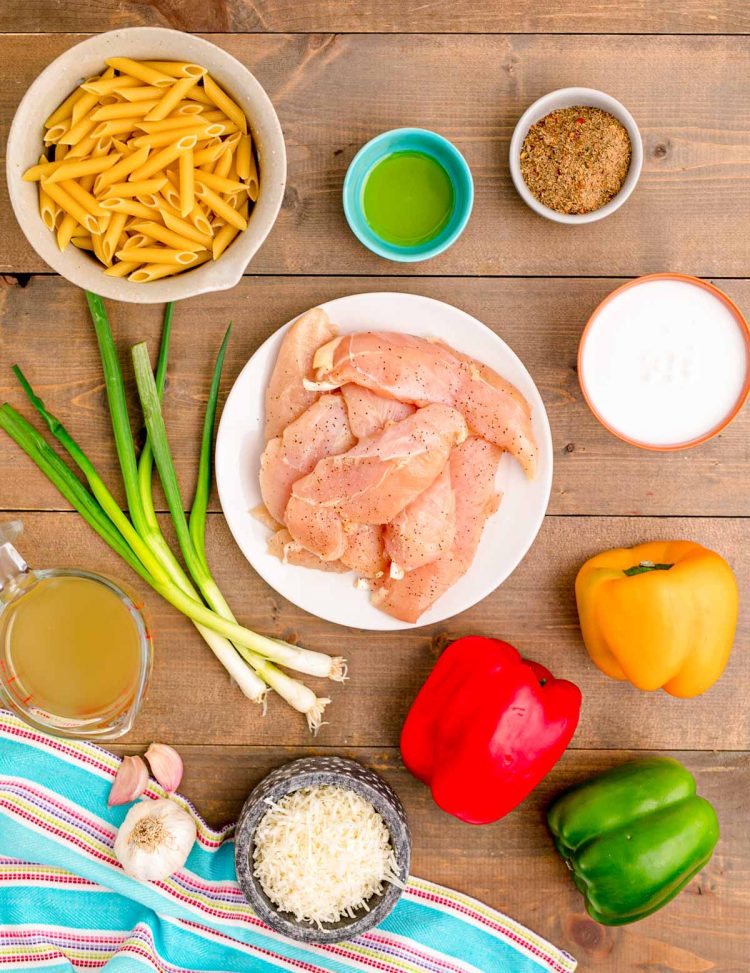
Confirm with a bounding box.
[108,755,149,806]
[114,797,197,882]
[145,742,183,793]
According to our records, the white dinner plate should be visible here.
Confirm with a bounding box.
[216,292,553,630]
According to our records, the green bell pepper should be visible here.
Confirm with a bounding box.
[547,757,719,925]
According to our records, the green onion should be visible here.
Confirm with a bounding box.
[1,293,347,726]
[132,340,346,684]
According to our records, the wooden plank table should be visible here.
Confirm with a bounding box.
[1,6,748,972]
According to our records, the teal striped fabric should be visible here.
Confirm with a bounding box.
[0,712,577,973]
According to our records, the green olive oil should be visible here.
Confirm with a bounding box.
[362,151,455,247]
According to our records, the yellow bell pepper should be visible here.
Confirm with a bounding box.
[576,541,738,698]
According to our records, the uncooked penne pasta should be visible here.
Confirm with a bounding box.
[45,154,122,185]
[102,211,128,262]
[203,74,247,134]
[105,57,174,87]
[140,61,206,79]
[99,198,157,219]
[213,147,233,180]
[235,134,252,181]
[56,212,78,250]
[195,181,247,230]
[197,170,247,195]
[130,220,205,251]
[94,145,150,192]
[91,100,161,121]
[104,260,141,277]
[82,75,141,96]
[45,87,85,129]
[117,84,165,102]
[59,180,107,218]
[161,211,213,247]
[42,180,99,233]
[103,178,168,199]
[27,57,258,280]
[145,75,200,122]
[129,135,197,181]
[114,247,199,265]
[179,146,195,217]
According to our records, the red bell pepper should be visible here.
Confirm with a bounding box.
[400,636,582,824]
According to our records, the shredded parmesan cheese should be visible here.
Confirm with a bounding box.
[252,785,403,926]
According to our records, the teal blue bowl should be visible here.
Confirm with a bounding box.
[342,128,474,263]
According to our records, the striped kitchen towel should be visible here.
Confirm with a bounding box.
[0,712,576,973]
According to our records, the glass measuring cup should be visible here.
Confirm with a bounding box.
[0,520,152,740]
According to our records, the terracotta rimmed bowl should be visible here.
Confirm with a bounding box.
[509,86,643,225]
[578,273,750,451]
[6,27,286,304]
[235,756,411,944]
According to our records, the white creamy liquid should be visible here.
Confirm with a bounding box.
[580,279,748,446]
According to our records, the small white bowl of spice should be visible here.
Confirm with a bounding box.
[509,87,642,224]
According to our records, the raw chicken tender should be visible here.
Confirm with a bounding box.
[259,393,356,524]
[341,524,388,578]
[264,307,336,441]
[268,528,349,572]
[384,462,455,574]
[341,384,415,438]
[310,331,537,477]
[372,437,502,623]
[284,404,467,562]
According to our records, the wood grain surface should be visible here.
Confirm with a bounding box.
[1,10,749,973]
[3,1,750,34]
[3,34,750,277]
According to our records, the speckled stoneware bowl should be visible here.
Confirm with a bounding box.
[6,27,286,303]
[235,756,411,944]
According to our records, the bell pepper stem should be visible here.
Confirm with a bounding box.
[623,561,673,576]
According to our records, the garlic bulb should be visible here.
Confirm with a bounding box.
[114,798,197,882]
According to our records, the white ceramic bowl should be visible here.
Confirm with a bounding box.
[509,87,642,225]
[216,292,553,631]
[6,27,286,303]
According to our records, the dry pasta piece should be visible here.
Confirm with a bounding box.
[197,170,247,195]
[66,134,100,160]
[42,180,99,233]
[137,116,213,135]
[162,211,213,247]
[188,201,214,236]
[56,213,78,250]
[130,124,218,149]
[130,253,210,282]
[58,115,98,147]
[104,260,141,277]
[144,75,201,122]
[105,58,174,87]
[129,135,197,181]
[38,182,59,232]
[178,146,195,217]
[118,85,166,103]
[71,234,94,250]
[82,75,141,96]
[140,61,206,79]
[102,211,128,262]
[91,119,148,139]
[114,247,199,265]
[59,180,108,219]
[203,74,247,134]
[94,145,150,193]
[99,198,157,219]
[103,178,168,199]
[44,154,122,185]
[129,220,205,251]
[212,198,248,259]
[213,148,233,180]
[45,87,86,129]
[185,85,214,106]
[195,181,247,231]
[193,141,225,167]
[235,134,251,181]
[121,233,157,249]
[91,100,161,121]
[71,91,101,127]
[174,103,205,117]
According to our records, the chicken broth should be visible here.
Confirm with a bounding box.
[0,575,142,720]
